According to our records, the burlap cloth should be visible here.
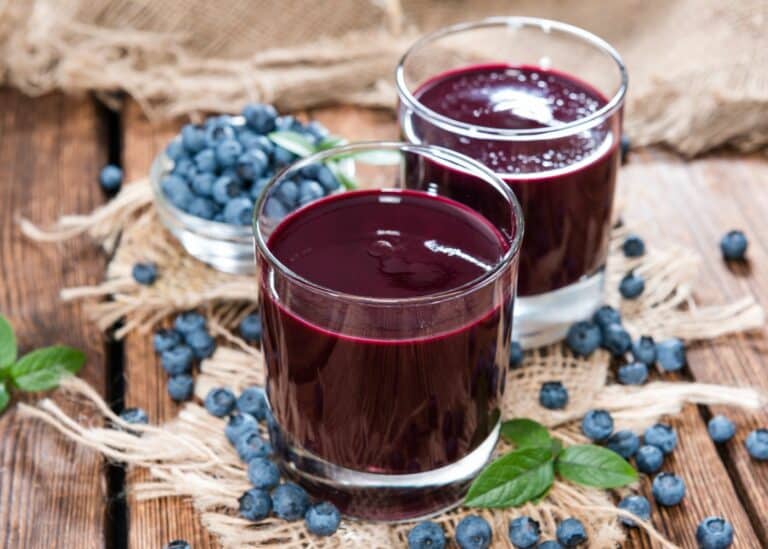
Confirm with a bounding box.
[1,0,767,156]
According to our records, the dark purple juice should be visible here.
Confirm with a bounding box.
[408,64,620,296]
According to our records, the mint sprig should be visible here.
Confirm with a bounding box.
[466,418,638,509]
[0,314,85,412]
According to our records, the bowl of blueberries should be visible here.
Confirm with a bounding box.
[150,103,351,274]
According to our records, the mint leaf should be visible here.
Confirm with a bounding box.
[11,346,85,392]
[551,438,563,457]
[464,447,554,508]
[556,445,638,488]
[501,418,552,449]
[327,161,358,190]
[0,315,17,369]
[316,135,346,151]
[267,131,316,157]
[0,382,9,413]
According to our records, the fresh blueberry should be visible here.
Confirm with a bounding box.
[408,521,447,549]
[275,115,303,132]
[165,140,186,161]
[745,428,768,460]
[272,145,297,167]
[602,324,631,356]
[644,423,678,454]
[243,133,275,157]
[184,328,215,359]
[99,164,123,193]
[265,196,289,219]
[303,163,339,193]
[131,262,157,285]
[153,329,181,353]
[204,387,236,417]
[510,341,524,369]
[174,311,206,335]
[238,488,272,521]
[187,197,217,220]
[190,172,215,196]
[455,515,492,549]
[304,120,329,141]
[236,431,273,462]
[237,386,268,420]
[239,314,263,342]
[250,177,270,201]
[555,518,587,547]
[161,174,194,210]
[619,272,645,299]
[305,502,341,536]
[592,305,621,330]
[271,483,310,521]
[617,362,648,385]
[631,336,656,365]
[720,230,748,261]
[167,374,194,402]
[635,445,664,474]
[193,148,218,173]
[565,321,602,357]
[172,156,196,179]
[652,472,686,506]
[539,381,568,410]
[225,412,258,445]
[537,542,563,549]
[581,409,614,442]
[247,456,280,489]
[275,180,300,208]
[211,174,242,205]
[508,516,540,548]
[181,124,207,153]
[120,407,148,424]
[204,120,236,149]
[606,430,640,459]
[656,338,686,371]
[161,344,194,375]
[696,516,734,549]
[617,494,651,527]
[223,197,254,226]
[215,139,244,168]
[242,103,277,134]
[164,540,190,549]
[297,179,325,206]
[707,415,736,443]
[622,234,645,257]
[235,149,269,181]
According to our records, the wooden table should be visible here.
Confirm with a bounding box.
[1,88,766,548]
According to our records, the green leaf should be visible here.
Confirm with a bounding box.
[267,131,316,157]
[0,382,10,413]
[556,445,638,488]
[328,149,402,165]
[316,135,346,151]
[501,418,552,449]
[464,447,554,508]
[551,438,563,457]
[0,315,17,369]
[327,161,358,190]
[11,346,85,392]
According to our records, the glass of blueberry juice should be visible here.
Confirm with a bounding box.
[253,142,523,520]
[397,17,628,347]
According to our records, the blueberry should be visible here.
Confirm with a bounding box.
[617,494,651,527]
[720,230,747,261]
[165,140,186,161]
[303,163,339,192]
[652,472,686,506]
[619,271,645,299]
[99,164,123,193]
[304,120,329,141]
[656,338,686,371]
[194,148,218,173]
[212,175,243,205]
[250,177,270,201]
[508,516,540,548]
[622,234,645,257]
[539,381,568,410]
[644,423,678,454]
[215,138,243,168]
[247,456,280,489]
[174,311,206,335]
[161,174,194,210]
[120,407,148,424]
[238,488,272,521]
[225,412,258,445]
[635,445,664,474]
[272,145,297,167]
[510,341,524,369]
[602,324,631,356]
[555,518,587,547]
[537,542,563,549]
[161,344,195,375]
[606,430,640,459]
[275,115,303,132]
[204,120,236,148]
[581,409,614,441]
[275,180,300,208]
[745,428,768,460]
[455,515,492,549]
[131,262,157,285]
[236,431,273,462]
[239,314,263,342]
[592,305,621,330]
[153,329,181,353]
[190,172,215,196]
[164,540,190,549]
[181,124,207,153]
[172,156,196,179]
[408,521,446,549]
[240,132,275,157]
[305,502,341,536]
[631,336,656,365]
[223,197,254,226]
[707,415,735,443]
[237,386,268,420]
[235,149,269,181]
[204,387,236,417]
[696,516,734,549]
[297,179,325,206]
[565,321,602,357]
[184,329,215,359]
[167,374,194,402]
[617,362,648,385]
[187,197,217,220]
[265,196,289,219]
[271,483,310,521]
[242,103,277,134]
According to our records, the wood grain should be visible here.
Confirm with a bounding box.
[0,90,108,548]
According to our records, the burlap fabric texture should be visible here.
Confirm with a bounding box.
[2,0,768,156]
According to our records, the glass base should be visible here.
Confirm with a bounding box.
[269,419,500,522]
[513,270,604,349]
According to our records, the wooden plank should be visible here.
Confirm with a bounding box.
[0,90,108,548]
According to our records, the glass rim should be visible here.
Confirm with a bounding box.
[395,16,628,142]
[253,140,524,307]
